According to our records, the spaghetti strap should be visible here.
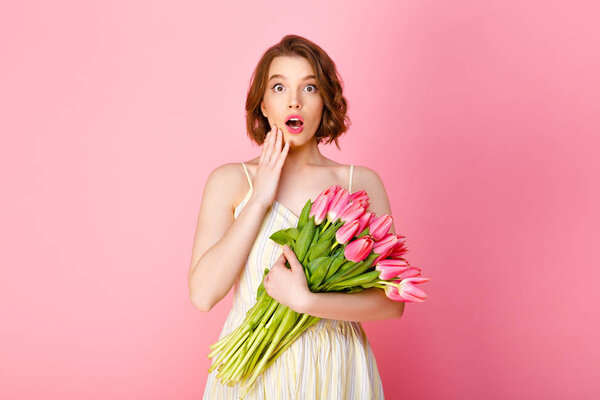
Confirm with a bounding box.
[240,162,253,191]
[349,164,354,193]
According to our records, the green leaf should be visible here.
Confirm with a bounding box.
[305,256,330,288]
[255,268,270,300]
[306,237,333,263]
[295,217,315,264]
[269,227,300,246]
[330,269,382,289]
[297,199,312,232]
[322,248,347,282]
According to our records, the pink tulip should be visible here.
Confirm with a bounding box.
[395,266,422,280]
[309,193,331,225]
[387,236,408,258]
[327,189,351,222]
[372,233,399,255]
[355,199,370,212]
[384,276,430,302]
[344,236,373,263]
[369,214,394,241]
[338,201,366,224]
[335,219,360,245]
[356,211,374,236]
[348,190,369,204]
[372,234,400,265]
[316,184,342,200]
[375,259,410,280]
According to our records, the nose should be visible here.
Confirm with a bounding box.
[288,89,302,109]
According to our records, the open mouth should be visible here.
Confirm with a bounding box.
[285,119,303,129]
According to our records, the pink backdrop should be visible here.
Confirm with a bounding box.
[2,1,598,399]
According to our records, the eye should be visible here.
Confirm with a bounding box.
[305,84,318,93]
[271,83,319,93]
[272,83,284,92]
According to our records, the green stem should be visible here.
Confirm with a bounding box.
[216,343,245,382]
[269,316,320,361]
[240,307,298,396]
[321,219,331,232]
[208,323,249,359]
[208,329,250,373]
[378,280,400,289]
[242,320,278,381]
[271,313,313,354]
[209,293,269,353]
[251,298,278,334]
[228,326,269,383]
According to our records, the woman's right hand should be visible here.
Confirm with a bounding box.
[250,123,290,208]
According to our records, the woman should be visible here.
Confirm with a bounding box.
[189,34,404,399]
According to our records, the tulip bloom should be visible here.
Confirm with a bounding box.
[310,192,332,225]
[375,258,410,280]
[344,235,373,262]
[335,219,360,245]
[317,184,342,199]
[395,266,422,280]
[368,214,394,242]
[385,235,407,257]
[338,201,366,224]
[348,190,369,204]
[327,189,351,223]
[356,211,374,237]
[384,276,430,302]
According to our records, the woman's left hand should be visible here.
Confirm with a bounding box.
[263,244,312,312]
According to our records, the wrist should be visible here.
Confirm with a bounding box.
[247,196,269,214]
[296,290,315,314]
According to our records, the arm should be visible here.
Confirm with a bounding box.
[298,288,405,321]
[188,164,268,312]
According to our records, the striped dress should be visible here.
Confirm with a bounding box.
[202,162,385,400]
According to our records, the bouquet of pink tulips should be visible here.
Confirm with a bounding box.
[208,184,429,398]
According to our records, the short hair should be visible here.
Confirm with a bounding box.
[245,34,351,150]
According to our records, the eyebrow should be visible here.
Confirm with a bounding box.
[268,74,316,81]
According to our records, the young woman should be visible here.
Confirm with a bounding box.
[189,34,404,399]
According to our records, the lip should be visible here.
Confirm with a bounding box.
[284,114,304,134]
[285,114,304,124]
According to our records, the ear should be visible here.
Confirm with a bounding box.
[261,101,267,118]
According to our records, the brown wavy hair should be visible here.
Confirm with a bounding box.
[245,34,351,150]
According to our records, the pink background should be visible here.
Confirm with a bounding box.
[2,1,598,399]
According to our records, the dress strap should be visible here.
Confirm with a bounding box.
[240,162,253,190]
[349,164,354,193]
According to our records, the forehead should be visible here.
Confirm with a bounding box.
[268,56,316,80]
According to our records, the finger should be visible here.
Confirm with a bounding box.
[277,139,290,169]
[271,127,283,167]
[277,252,286,263]
[282,245,300,269]
[260,124,275,164]
[266,126,278,165]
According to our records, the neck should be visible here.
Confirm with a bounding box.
[283,138,327,172]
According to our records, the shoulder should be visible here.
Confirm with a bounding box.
[204,162,248,210]
[353,165,385,193]
[206,162,244,186]
[353,165,396,234]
